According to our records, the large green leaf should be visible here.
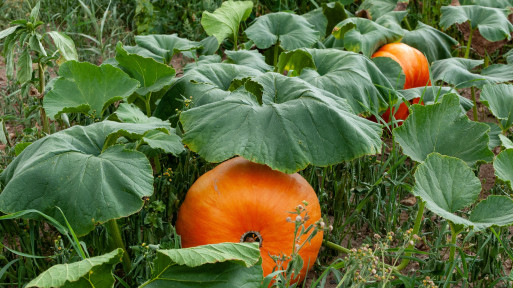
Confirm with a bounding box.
[413,153,480,227]
[494,149,513,190]
[323,2,349,37]
[276,49,316,76]
[125,34,202,64]
[43,61,139,119]
[500,134,513,149]
[245,12,320,50]
[431,58,513,89]
[180,73,382,173]
[359,0,408,20]
[154,63,263,120]
[440,5,513,42]
[394,94,493,165]
[302,8,328,37]
[398,86,473,111]
[372,56,405,90]
[46,31,78,61]
[480,84,513,131]
[26,249,123,288]
[224,50,273,72]
[332,17,403,57]
[140,243,263,288]
[469,196,513,231]
[506,48,513,64]
[0,121,166,236]
[374,11,407,33]
[201,0,253,46]
[485,122,502,150]
[114,103,184,155]
[402,22,459,63]
[459,0,513,8]
[115,43,176,96]
[298,48,395,114]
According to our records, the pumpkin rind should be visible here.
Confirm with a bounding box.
[175,157,323,283]
[372,43,430,122]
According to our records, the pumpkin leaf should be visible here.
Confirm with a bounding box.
[459,0,513,8]
[140,243,263,288]
[26,249,123,288]
[302,8,328,38]
[500,134,513,149]
[201,0,253,46]
[506,48,513,64]
[245,12,320,50]
[115,42,176,97]
[494,149,513,190]
[113,103,184,155]
[401,22,459,63]
[413,153,480,227]
[359,0,408,20]
[375,11,407,34]
[114,103,170,126]
[184,55,222,73]
[46,31,78,61]
[484,122,502,150]
[154,63,263,121]
[276,49,316,76]
[398,86,472,111]
[43,61,139,119]
[394,94,494,166]
[199,36,219,55]
[299,48,395,114]
[142,130,184,156]
[372,56,405,90]
[224,50,273,72]
[469,195,513,231]
[322,2,349,37]
[0,121,163,236]
[180,73,382,173]
[431,58,513,89]
[440,5,513,42]
[480,84,513,131]
[125,34,202,64]
[332,17,403,57]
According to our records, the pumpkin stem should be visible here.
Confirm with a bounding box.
[240,231,263,247]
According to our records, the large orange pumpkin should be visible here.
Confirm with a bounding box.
[175,157,323,283]
[372,43,430,123]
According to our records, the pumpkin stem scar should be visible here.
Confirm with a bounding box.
[240,231,263,247]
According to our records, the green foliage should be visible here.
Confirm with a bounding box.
[26,249,123,287]
[140,243,263,287]
[394,94,494,165]
[180,73,383,173]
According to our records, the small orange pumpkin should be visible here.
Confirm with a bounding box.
[372,43,430,123]
[175,157,323,283]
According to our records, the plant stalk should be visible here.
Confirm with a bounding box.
[273,41,280,67]
[233,28,238,51]
[145,93,152,117]
[105,219,131,272]
[323,240,351,254]
[465,26,474,59]
[448,222,459,263]
[471,86,478,121]
[395,200,425,271]
[38,62,50,134]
